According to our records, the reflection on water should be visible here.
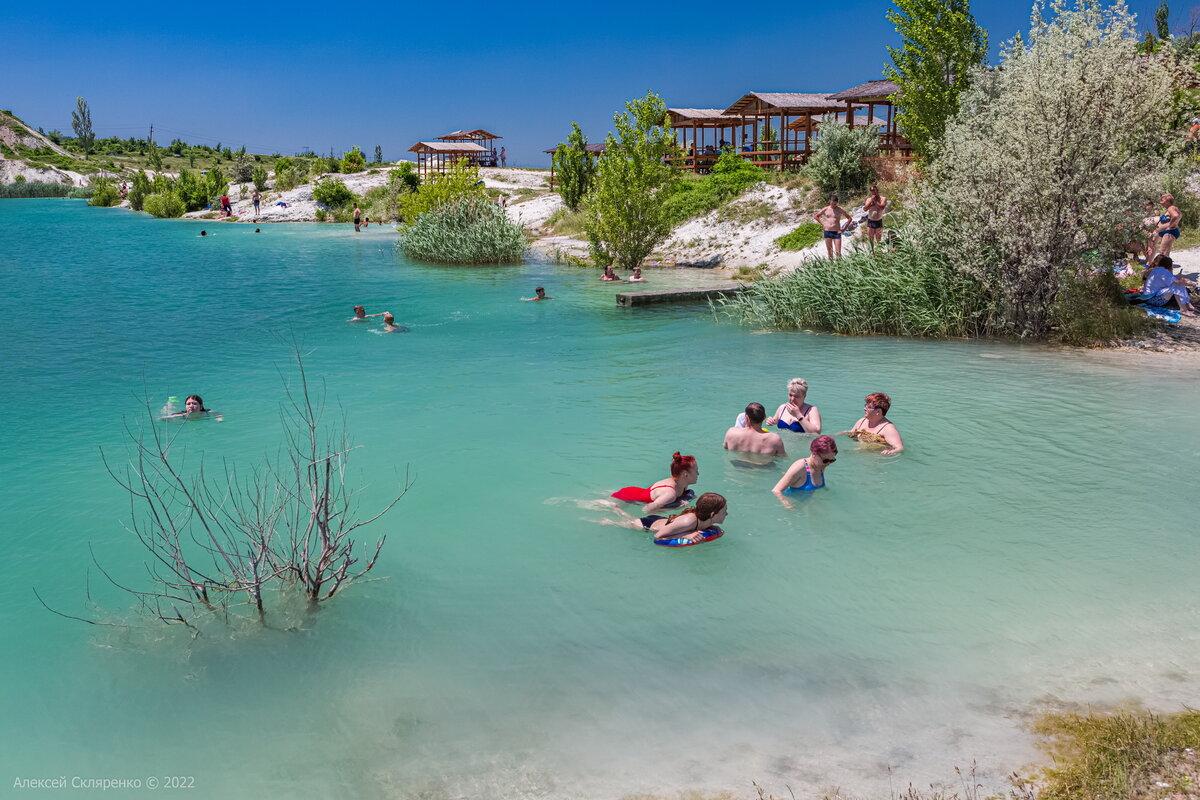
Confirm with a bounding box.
[1,201,1198,799]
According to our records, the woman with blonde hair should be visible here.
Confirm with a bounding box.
[763,377,821,433]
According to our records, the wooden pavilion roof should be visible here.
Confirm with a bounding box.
[438,129,502,141]
[667,108,748,127]
[724,92,843,116]
[785,114,886,131]
[409,141,488,154]
[828,80,898,103]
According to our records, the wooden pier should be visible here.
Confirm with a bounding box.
[616,283,746,307]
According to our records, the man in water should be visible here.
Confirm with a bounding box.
[349,305,385,322]
[814,194,853,259]
[863,184,888,252]
[723,403,786,457]
[382,311,407,333]
[353,205,362,232]
[523,287,551,301]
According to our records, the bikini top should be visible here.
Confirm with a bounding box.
[776,418,806,433]
[786,460,825,492]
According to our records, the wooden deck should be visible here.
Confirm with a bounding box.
[616,283,746,307]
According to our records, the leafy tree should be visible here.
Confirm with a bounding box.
[398,159,486,222]
[884,0,988,159]
[222,146,233,160]
[553,122,596,211]
[374,144,384,164]
[143,192,185,218]
[391,161,420,193]
[1157,1,1170,40]
[312,177,356,208]
[232,151,254,182]
[71,97,94,154]
[147,144,164,172]
[251,165,269,192]
[805,120,879,194]
[582,91,679,270]
[342,146,367,173]
[88,177,119,207]
[127,171,152,211]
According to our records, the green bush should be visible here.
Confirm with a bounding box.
[399,196,525,264]
[0,181,75,198]
[312,177,356,208]
[127,172,151,210]
[775,222,824,251]
[88,178,121,207]
[553,122,596,210]
[719,239,989,338]
[142,192,186,218]
[662,150,766,224]
[251,165,268,192]
[232,152,254,182]
[1050,266,1149,346]
[398,159,485,221]
[341,146,366,173]
[805,120,878,195]
[273,157,306,191]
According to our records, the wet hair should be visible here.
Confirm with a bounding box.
[199,230,207,236]
[744,402,766,425]
[669,452,697,478]
[185,394,207,411]
[383,312,395,323]
[666,492,727,525]
[787,377,808,397]
[865,392,891,415]
[353,305,366,316]
[810,435,838,456]
[535,287,545,294]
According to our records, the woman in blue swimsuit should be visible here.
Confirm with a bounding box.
[1155,193,1183,258]
[765,377,822,433]
[773,435,837,502]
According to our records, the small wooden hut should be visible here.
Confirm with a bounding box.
[408,141,488,176]
[722,92,844,169]
[666,109,749,172]
[544,142,606,190]
[438,129,502,166]
[826,80,910,156]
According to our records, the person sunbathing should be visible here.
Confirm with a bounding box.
[1141,255,1195,314]
[843,392,904,455]
[724,402,786,456]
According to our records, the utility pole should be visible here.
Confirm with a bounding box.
[148,123,154,145]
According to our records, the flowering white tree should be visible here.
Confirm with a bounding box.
[910,0,1177,337]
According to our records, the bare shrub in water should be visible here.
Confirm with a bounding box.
[399,196,526,264]
[39,350,409,632]
[909,0,1177,338]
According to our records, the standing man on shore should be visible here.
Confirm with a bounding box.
[814,195,853,259]
[500,146,507,168]
[863,185,888,252]
[252,188,261,220]
[353,205,362,232]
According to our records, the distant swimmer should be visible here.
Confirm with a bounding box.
[814,194,853,259]
[199,230,208,237]
[524,287,551,302]
[762,377,822,434]
[162,394,216,420]
[255,227,261,233]
[628,267,645,283]
[724,402,786,457]
[601,265,622,282]
[842,392,904,455]
[381,311,407,333]
[773,435,837,502]
[863,184,888,252]
[349,305,385,323]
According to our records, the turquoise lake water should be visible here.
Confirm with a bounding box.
[1,199,1198,799]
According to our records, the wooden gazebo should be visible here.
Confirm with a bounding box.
[722,92,845,169]
[826,80,910,156]
[408,141,487,176]
[437,129,502,166]
[544,142,606,190]
[666,109,749,172]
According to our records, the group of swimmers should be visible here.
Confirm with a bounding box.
[349,305,406,332]
[603,378,904,545]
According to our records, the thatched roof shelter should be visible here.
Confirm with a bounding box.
[826,79,908,155]
[828,80,898,103]
[438,129,502,142]
[715,93,844,169]
[408,141,488,175]
[723,92,842,116]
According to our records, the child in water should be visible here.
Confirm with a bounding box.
[639,492,728,544]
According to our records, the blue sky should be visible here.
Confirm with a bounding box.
[0,0,1186,166]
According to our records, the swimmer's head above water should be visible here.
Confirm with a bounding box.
[810,435,838,463]
[353,305,367,319]
[670,452,698,484]
[743,402,767,429]
[184,395,207,414]
[534,287,546,299]
[200,230,207,237]
[383,311,396,324]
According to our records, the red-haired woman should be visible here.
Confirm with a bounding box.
[843,392,904,455]
[639,492,728,545]
[611,452,699,513]
[773,435,837,500]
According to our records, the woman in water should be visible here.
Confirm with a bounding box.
[628,267,645,283]
[642,452,699,513]
[764,377,822,433]
[381,312,407,333]
[164,394,212,419]
[843,392,904,455]
[600,265,622,282]
[773,435,837,500]
[640,492,728,545]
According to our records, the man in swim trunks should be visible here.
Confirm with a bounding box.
[724,402,786,457]
[814,194,853,259]
[349,305,386,322]
[353,205,363,232]
[863,184,888,252]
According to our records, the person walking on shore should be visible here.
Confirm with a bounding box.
[252,188,261,219]
[863,185,888,252]
[814,195,852,259]
[353,205,362,232]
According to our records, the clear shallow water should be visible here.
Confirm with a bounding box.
[1,199,1198,799]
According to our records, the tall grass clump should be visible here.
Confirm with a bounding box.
[1034,709,1200,800]
[662,150,766,224]
[0,181,75,198]
[805,120,878,195]
[719,239,988,338]
[398,197,525,264]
